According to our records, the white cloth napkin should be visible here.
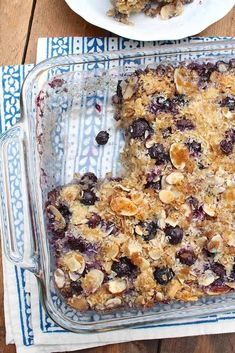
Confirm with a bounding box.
[2,36,235,353]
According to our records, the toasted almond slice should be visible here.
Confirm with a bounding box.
[81,269,104,294]
[110,196,138,216]
[68,271,80,281]
[54,268,65,289]
[108,279,127,294]
[135,224,144,236]
[105,297,122,309]
[60,184,81,202]
[68,296,89,311]
[166,172,184,185]
[160,1,183,20]
[156,292,164,301]
[159,190,175,204]
[113,184,131,192]
[125,239,142,256]
[62,252,85,274]
[47,205,66,230]
[174,67,198,95]
[203,204,216,217]
[149,248,162,261]
[226,282,235,289]
[207,234,223,253]
[170,143,189,170]
[102,241,119,260]
[167,279,182,298]
[198,271,217,287]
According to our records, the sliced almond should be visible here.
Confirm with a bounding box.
[160,1,183,20]
[124,239,142,256]
[47,205,66,230]
[54,268,65,289]
[170,143,189,170]
[226,282,235,289]
[105,297,122,309]
[68,271,80,281]
[165,216,178,227]
[166,172,184,185]
[156,292,164,301]
[203,204,216,217]
[110,196,138,216]
[113,184,131,192]
[198,271,217,287]
[108,279,127,294]
[60,184,81,202]
[62,252,85,274]
[207,234,223,253]
[102,241,119,260]
[68,296,89,311]
[158,210,166,229]
[149,248,162,261]
[81,269,104,294]
[167,279,182,298]
[174,67,198,95]
[135,224,144,236]
[159,190,175,204]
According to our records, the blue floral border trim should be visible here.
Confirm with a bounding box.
[0,36,235,346]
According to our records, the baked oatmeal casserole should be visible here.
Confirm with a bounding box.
[108,0,194,23]
[47,60,235,312]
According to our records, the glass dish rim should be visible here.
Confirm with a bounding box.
[8,39,235,332]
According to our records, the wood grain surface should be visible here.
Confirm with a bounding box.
[0,1,235,352]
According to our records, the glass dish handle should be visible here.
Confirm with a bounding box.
[0,125,39,274]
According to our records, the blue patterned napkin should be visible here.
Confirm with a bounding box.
[1,36,235,353]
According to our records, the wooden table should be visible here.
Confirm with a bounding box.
[0,1,235,352]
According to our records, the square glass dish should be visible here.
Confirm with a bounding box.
[0,40,235,333]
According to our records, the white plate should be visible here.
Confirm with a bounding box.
[65,0,234,41]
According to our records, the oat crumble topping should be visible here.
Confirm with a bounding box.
[48,60,235,312]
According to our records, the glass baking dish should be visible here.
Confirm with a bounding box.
[1,40,235,333]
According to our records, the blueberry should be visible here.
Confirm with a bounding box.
[66,236,87,252]
[185,139,202,156]
[87,213,101,228]
[154,267,175,285]
[148,143,169,165]
[186,196,199,210]
[220,139,233,155]
[165,225,183,245]
[161,126,172,139]
[80,190,97,205]
[58,204,71,223]
[176,118,195,131]
[95,131,109,145]
[112,80,123,104]
[178,248,197,266]
[225,128,235,143]
[192,205,205,221]
[129,118,152,139]
[80,172,97,189]
[47,188,60,207]
[211,262,226,278]
[111,257,137,277]
[70,281,83,294]
[149,96,175,115]
[146,221,158,240]
[145,180,161,191]
[220,96,235,112]
[173,94,189,107]
[102,222,119,235]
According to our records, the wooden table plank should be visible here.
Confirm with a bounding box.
[200,7,235,36]
[0,0,35,66]
[160,334,235,353]
[25,0,110,63]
